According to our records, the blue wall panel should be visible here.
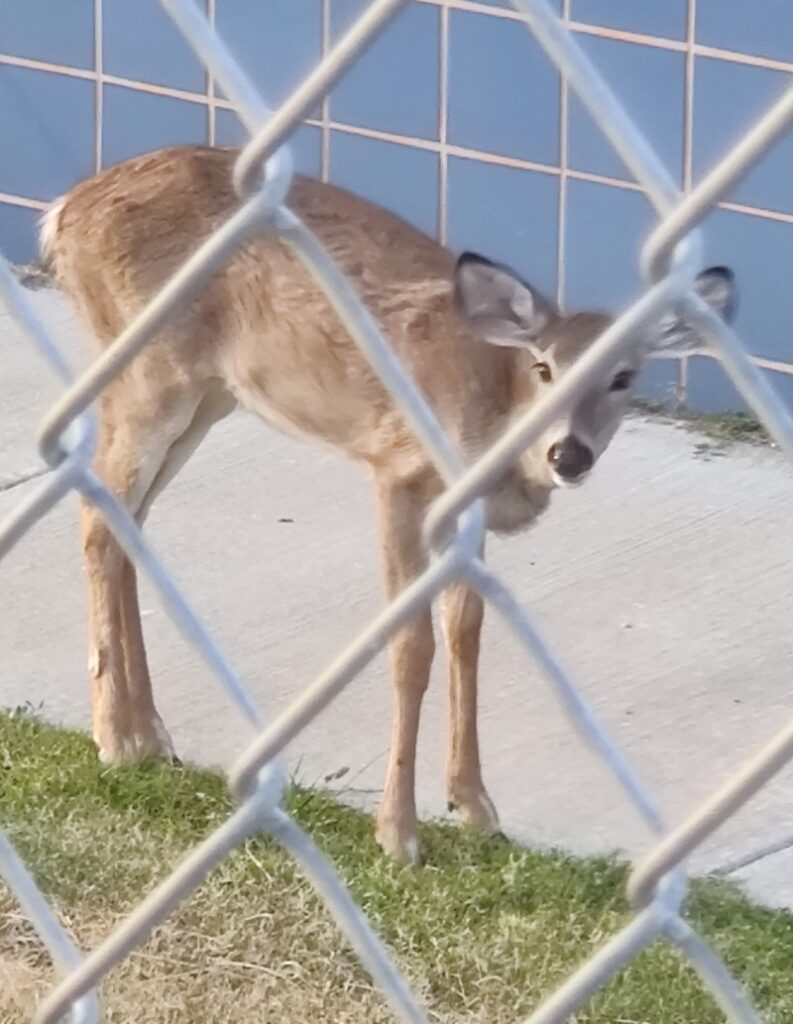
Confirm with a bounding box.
[571,0,687,40]
[0,203,41,264]
[564,178,651,310]
[103,0,207,92]
[215,0,322,109]
[329,132,439,237]
[215,109,322,177]
[446,158,558,298]
[2,0,94,69]
[563,177,681,402]
[330,1,439,139]
[697,0,793,63]
[699,207,793,363]
[568,34,685,185]
[448,9,559,165]
[694,57,793,215]
[0,65,94,199]
[102,86,207,166]
[1,1,793,413]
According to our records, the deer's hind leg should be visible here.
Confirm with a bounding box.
[84,385,228,764]
[120,387,236,760]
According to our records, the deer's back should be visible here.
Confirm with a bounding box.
[48,146,513,468]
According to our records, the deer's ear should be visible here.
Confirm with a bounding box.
[454,252,557,348]
[650,266,737,357]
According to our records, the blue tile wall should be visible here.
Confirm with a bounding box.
[685,357,744,413]
[568,34,685,184]
[640,358,680,404]
[0,203,41,263]
[686,356,793,415]
[1,1,793,416]
[329,1,439,139]
[564,178,652,310]
[571,0,687,40]
[1,0,95,70]
[564,178,681,402]
[699,206,793,364]
[447,9,559,165]
[446,157,558,298]
[214,0,322,109]
[697,0,793,63]
[102,85,207,166]
[103,0,206,93]
[693,57,793,215]
[470,0,562,10]
[215,108,322,177]
[0,64,94,199]
[329,133,439,237]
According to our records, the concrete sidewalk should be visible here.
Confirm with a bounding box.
[3,287,793,909]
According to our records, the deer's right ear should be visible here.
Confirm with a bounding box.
[649,265,738,357]
[453,252,556,347]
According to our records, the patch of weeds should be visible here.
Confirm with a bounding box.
[632,398,771,455]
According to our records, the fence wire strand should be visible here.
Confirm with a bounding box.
[1,1,793,1022]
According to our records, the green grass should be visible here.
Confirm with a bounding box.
[3,712,793,1022]
[632,398,771,452]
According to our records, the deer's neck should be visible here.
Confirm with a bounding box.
[483,467,552,535]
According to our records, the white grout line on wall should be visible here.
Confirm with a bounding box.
[0,193,49,211]
[207,0,216,146]
[678,0,698,403]
[437,1,450,244]
[3,73,790,233]
[662,350,793,379]
[683,0,696,194]
[4,16,793,85]
[417,0,687,46]
[1,54,792,234]
[750,354,793,376]
[93,0,104,171]
[694,41,793,74]
[321,0,331,182]
[0,52,95,79]
[719,199,793,225]
[556,0,570,309]
[101,73,210,104]
[417,0,793,77]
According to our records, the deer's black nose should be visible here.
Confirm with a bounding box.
[548,436,594,481]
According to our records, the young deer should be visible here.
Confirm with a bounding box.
[41,145,734,863]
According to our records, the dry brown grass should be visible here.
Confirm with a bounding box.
[4,712,793,1024]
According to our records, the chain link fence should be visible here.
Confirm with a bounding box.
[2,1,793,1021]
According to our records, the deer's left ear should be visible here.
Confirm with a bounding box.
[453,251,558,347]
[650,266,737,357]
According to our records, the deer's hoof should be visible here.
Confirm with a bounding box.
[95,732,138,766]
[375,817,420,865]
[447,784,501,833]
[131,715,178,763]
[95,715,177,766]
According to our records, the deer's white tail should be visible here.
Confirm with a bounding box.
[38,196,66,267]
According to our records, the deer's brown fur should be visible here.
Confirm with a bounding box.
[41,145,734,862]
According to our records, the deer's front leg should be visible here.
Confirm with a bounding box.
[441,581,500,833]
[374,479,435,864]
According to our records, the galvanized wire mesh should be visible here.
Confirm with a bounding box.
[3,1,793,1022]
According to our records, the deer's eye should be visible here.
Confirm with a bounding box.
[534,361,552,384]
[610,369,634,392]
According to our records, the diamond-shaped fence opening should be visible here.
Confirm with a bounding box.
[2,1,793,1022]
